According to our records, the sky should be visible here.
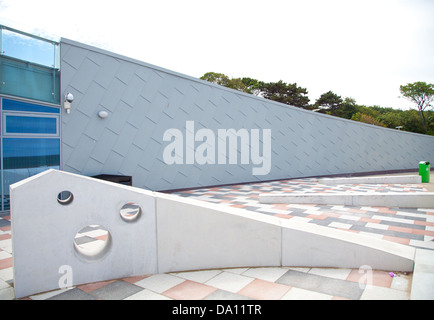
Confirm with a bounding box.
[1,0,433,110]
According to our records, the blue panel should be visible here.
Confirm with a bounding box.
[2,98,60,113]
[6,115,57,134]
[2,138,60,210]
[3,138,60,169]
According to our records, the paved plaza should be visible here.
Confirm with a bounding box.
[0,174,433,300]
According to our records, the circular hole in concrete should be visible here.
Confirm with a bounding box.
[120,203,142,222]
[73,225,111,260]
[57,191,74,205]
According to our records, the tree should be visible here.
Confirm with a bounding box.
[314,91,343,111]
[200,73,310,108]
[240,77,264,96]
[400,81,434,133]
[351,112,386,127]
[200,72,231,86]
[334,97,358,119]
[260,80,310,108]
[200,72,252,94]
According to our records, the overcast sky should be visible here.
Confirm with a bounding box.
[1,0,433,110]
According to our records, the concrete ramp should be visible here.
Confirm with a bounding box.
[11,169,415,298]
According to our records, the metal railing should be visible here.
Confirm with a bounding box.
[0,25,60,69]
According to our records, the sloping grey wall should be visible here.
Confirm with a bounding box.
[60,38,434,191]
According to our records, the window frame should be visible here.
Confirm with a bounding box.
[2,111,60,137]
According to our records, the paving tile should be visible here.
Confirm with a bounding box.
[0,257,12,270]
[346,269,393,288]
[0,279,9,290]
[205,271,254,293]
[241,267,289,282]
[0,286,15,300]
[170,269,222,283]
[0,250,11,260]
[205,289,253,300]
[124,288,172,300]
[47,288,96,300]
[390,273,412,292]
[134,274,185,293]
[276,269,363,300]
[308,268,352,280]
[360,286,410,300]
[77,280,116,293]
[237,279,290,300]
[329,222,352,229]
[0,220,9,228]
[281,287,334,300]
[122,274,152,284]
[163,280,217,300]
[0,234,11,241]
[383,235,411,245]
[90,280,143,300]
[29,287,76,300]
[316,276,364,300]
[0,267,13,283]
[276,269,323,292]
[222,267,249,274]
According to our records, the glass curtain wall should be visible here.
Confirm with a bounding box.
[0,25,60,104]
[0,26,61,211]
[1,98,60,211]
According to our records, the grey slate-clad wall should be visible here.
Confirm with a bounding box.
[60,38,434,191]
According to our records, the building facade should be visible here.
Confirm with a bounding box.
[1,25,434,211]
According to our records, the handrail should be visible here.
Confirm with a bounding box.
[0,25,59,46]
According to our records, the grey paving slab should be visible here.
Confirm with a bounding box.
[276,269,363,300]
[47,288,96,300]
[90,280,143,300]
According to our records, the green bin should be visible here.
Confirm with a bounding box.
[419,161,430,183]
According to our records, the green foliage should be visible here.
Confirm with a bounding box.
[314,91,343,111]
[240,77,265,96]
[200,72,434,135]
[400,81,434,132]
[260,80,310,108]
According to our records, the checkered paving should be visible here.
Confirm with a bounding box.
[3,266,412,300]
[173,178,434,249]
[1,176,433,300]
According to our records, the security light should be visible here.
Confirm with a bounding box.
[64,93,74,114]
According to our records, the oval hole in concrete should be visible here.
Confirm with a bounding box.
[120,203,141,222]
[73,225,111,260]
[57,191,73,205]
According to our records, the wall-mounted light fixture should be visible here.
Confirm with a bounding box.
[64,93,74,114]
[98,110,109,119]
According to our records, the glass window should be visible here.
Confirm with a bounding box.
[3,138,60,170]
[2,99,59,114]
[5,115,57,134]
[2,138,60,211]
